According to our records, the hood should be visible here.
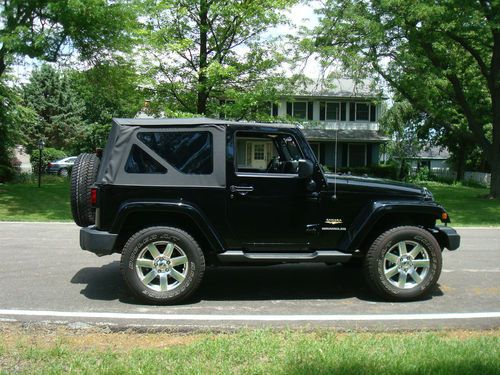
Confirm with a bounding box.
[325,174,428,199]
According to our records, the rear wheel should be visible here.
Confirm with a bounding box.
[364,226,442,301]
[70,153,100,227]
[121,226,205,305]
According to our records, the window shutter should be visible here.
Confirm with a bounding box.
[341,103,346,121]
[272,103,279,117]
[307,102,314,120]
[286,102,293,116]
[370,105,376,122]
[320,102,325,121]
[349,103,356,121]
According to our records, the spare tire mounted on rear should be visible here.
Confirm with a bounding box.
[71,153,100,227]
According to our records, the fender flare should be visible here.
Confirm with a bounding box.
[110,200,225,252]
[343,200,447,251]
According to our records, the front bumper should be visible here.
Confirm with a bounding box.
[435,226,460,251]
[80,226,117,256]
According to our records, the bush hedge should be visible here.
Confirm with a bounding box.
[30,148,67,174]
[332,163,400,180]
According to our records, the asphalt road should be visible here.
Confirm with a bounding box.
[0,222,499,330]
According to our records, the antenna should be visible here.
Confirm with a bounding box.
[333,129,338,200]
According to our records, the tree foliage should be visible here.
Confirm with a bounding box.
[22,64,87,153]
[140,0,298,116]
[379,101,423,179]
[0,81,38,179]
[0,0,135,77]
[313,0,500,197]
[67,60,147,152]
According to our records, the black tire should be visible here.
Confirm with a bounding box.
[364,226,442,301]
[70,153,100,227]
[121,226,205,305]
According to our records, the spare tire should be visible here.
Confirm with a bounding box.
[71,153,100,227]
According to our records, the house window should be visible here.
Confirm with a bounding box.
[349,103,377,122]
[356,103,369,121]
[348,143,367,167]
[286,101,313,120]
[320,102,346,121]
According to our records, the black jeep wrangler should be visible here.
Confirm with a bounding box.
[71,118,460,304]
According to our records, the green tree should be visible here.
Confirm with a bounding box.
[0,82,37,180]
[313,0,500,197]
[379,101,423,179]
[0,0,136,173]
[140,0,298,116]
[0,0,135,78]
[22,64,87,153]
[67,60,147,151]
[68,60,146,125]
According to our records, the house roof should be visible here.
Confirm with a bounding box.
[302,128,389,143]
[290,78,384,100]
[413,146,450,160]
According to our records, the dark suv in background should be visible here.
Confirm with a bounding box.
[70,118,460,304]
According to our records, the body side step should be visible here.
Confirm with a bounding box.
[217,250,352,263]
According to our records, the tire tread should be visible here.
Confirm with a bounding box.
[120,226,205,305]
[364,225,441,302]
[70,153,100,227]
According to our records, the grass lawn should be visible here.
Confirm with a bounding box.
[420,181,500,226]
[0,177,72,221]
[0,327,499,374]
[0,178,498,226]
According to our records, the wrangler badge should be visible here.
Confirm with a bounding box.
[325,218,343,225]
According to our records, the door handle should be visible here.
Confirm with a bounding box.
[230,185,254,195]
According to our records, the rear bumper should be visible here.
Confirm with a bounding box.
[80,226,117,256]
[435,226,460,251]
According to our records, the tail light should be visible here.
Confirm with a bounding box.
[90,187,97,206]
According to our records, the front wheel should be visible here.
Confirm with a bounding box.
[121,226,205,305]
[364,226,442,301]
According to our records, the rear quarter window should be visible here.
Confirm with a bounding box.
[136,131,213,175]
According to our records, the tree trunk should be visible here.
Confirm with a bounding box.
[197,0,209,115]
[490,150,500,198]
[455,147,466,182]
[489,66,500,197]
[490,115,500,197]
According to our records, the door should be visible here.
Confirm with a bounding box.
[251,142,267,169]
[226,130,312,251]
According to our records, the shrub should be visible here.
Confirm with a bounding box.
[333,163,400,180]
[0,165,15,183]
[30,148,67,174]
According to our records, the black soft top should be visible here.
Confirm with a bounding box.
[112,117,297,129]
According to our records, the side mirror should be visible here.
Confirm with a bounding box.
[298,159,314,179]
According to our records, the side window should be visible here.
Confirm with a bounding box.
[235,132,302,174]
[125,145,167,174]
[137,131,213,174]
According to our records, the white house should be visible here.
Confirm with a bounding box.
[270,79,388,169]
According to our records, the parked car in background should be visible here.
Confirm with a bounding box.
[47,156,77,176]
